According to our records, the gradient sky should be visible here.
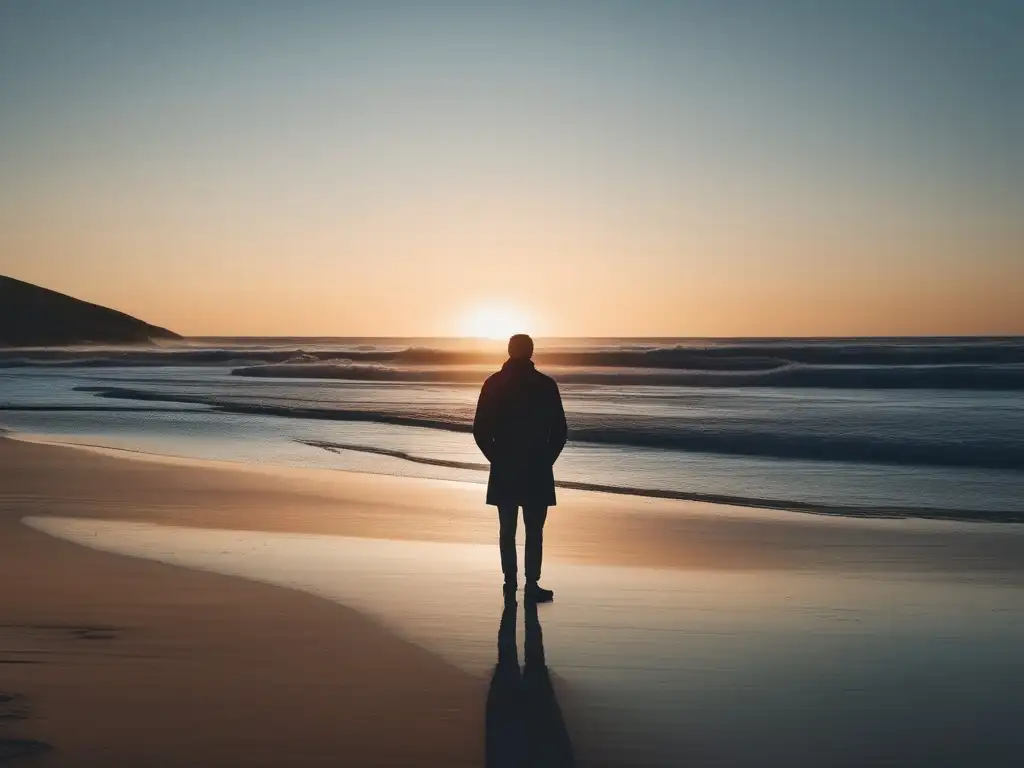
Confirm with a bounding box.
[1,1,1021,336]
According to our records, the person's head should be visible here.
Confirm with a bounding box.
[507,334,534,360]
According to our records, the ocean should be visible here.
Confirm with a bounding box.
[2,336,1022,521]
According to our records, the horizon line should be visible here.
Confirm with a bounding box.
[180,334,1024,341]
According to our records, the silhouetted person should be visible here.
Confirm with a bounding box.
[474,334,567,603]
[485,600,575,768]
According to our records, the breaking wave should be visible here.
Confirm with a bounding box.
[3,338,1022,390]
[0,336,1021,364]
[230,361,1024,390]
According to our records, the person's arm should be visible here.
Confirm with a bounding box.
[473,379,497,463]
[549,381,568,464]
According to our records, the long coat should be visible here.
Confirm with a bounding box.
[473,358,568,507]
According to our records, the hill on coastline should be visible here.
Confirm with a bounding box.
[0,275,181,346]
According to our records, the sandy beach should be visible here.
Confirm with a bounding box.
[0,438,483,766]
[3,435,1024,767]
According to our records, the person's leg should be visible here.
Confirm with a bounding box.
[497,505,519,590]
[522,505,549,587]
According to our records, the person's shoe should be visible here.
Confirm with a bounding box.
[502,583,517,602]
[524,583,554,603]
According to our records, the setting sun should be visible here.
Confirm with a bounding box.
[459,305,531,340]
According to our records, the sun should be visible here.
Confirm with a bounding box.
[459,305,530,340]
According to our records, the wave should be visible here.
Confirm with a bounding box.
[4,337,1023,369]
[0,349,307,368]
[0,405,203,413]
[6,345,1021,389]
[299,440,1022,523]
[230,361,1024,390]
[75,386,1024,471]
[73,386,472,431]
[5,338,1024,391]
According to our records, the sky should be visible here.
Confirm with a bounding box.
[1,0,1021,337]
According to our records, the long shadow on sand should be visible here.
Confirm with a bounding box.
[485,599,574,768]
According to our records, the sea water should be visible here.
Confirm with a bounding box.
[2,336,1022,520]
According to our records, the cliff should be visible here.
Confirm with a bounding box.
[0,275,181,346]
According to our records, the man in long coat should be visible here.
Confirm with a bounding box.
[473,334,568,603]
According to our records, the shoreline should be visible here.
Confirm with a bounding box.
[301,437,1024,523]
[14,431,1024,531]
[6,433,1024,579]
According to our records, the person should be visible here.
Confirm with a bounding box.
[473,334,567,603]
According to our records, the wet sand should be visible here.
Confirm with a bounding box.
[3,436,1024,767]
[8,434,1024,577]
[0,438,483,767]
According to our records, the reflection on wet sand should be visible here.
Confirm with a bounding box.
[487,600,574,768]
[25,516,1024,767]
